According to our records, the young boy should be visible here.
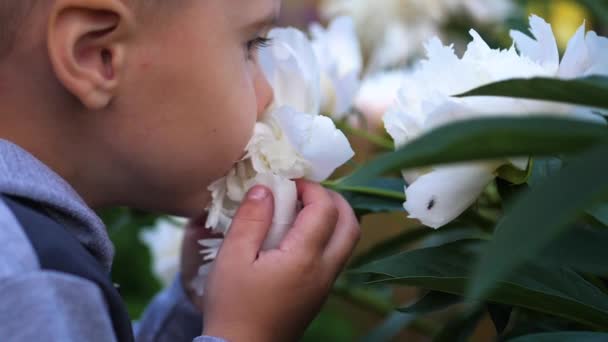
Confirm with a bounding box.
[0,0,361,341]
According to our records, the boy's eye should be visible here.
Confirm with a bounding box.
[246,37,273,60]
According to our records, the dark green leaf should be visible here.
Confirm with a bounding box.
[540,227,608,275]
[351,226,433,267]
[351,224,479,268]
[344,192,405,216]
[468,144,608,303]
[527,157,563,187]
[508,332,608,342]
[587,203,608,227]
[341,117,607,186]
[458,76,608,110]
[328,177,406,216]
[329,177,406,200]
[398,291,461,314]
[496,179,528,211]
[354,240,608,329]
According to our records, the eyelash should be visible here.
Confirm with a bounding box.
[246,37,273,60]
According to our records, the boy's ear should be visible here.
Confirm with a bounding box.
[47,0,135,110]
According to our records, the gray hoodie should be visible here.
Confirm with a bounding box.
[0,139,223,342]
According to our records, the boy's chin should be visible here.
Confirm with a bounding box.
[155,190,211,219]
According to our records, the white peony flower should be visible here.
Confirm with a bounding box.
[261,21,363,119]
[205,26,354,237]
[310,16,363,118]
[384,15,608,229]
[140,217,186,287]
[196,26,355,296]
[321,0,513,71]
[259,27,321,114]
[354,69,406,130]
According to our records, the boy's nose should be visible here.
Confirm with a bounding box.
[256,70,274,120]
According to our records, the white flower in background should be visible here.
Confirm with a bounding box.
[194,26,355,295]
[354,69,406,130]
[384,15,608,229]
[310,16,363,118]
[321,0,513,71]
[261,18,363,119]
[140,217,186,287]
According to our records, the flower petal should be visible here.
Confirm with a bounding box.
[260,27,321,114]
[510,15,559,72]
[584,31,608,76]
[311,16,362,77]
[273,106,354,182]
[404,164,497,229]
[250,173,298,250]
[558,21,588,78]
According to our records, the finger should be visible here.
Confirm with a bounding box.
[221,185,274,262]
[281,180,338,254]
[323,191,361,273]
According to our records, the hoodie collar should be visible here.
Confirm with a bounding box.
[0,139,114,271]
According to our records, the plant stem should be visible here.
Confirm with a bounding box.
[335,120,395,151]
[323,180,406,201]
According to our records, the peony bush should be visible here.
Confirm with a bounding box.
[113,1,608,340]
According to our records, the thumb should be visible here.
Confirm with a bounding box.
[221,185,274,261]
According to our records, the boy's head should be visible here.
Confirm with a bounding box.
[0,0,280,217]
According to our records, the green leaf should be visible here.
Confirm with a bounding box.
[351,224,480,268]
[342,117,607,186]
[343,193,405,216]
[398,291,461,314]
[354,240,608,329]
[351,226,434,267]
[457,76,608,110]
[508,332,608,342]
[467,144,608,303]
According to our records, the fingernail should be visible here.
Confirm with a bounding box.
[248,186,269,201]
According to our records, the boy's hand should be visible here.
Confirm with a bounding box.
[202,180,360,342]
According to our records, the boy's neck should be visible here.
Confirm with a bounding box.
[0,91,112,209]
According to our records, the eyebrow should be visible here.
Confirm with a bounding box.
[248,11,279,31]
